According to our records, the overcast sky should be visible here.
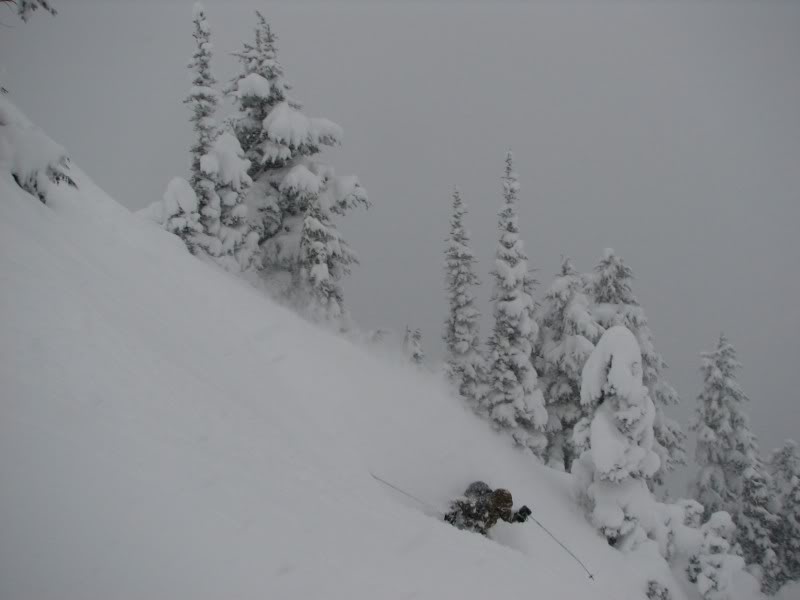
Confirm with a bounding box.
[2,0,798,478]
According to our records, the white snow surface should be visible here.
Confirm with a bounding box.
[0,109,762,600]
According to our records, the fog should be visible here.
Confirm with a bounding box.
[2,0,798,481]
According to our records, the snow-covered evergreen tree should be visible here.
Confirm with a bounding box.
[184,3,220,250]
[482,152,547,456]
[228,13,368,320]
[256,104,363,261]
[768,440,800,502]
[297,178,358,329]
[14,0,56,21]
[443,187,483,407]
[687,511,746,600]
[588,248,686,487]
[181,4,256,269]
[402,327,424,366]
[227,11,293,178]
[199,130,258,270]
[160,177,203,251]
[738,466,782,595]
[767,439,800,590]
[690,334,759,519]
[535,257,602,470]
[572,325,660,549]
[777,476,800,586]
[0,92,75,203]
[646,580,672,600]
[411,329,424,366]
[0,0,62,180]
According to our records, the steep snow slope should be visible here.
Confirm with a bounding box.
[0,123,718,599]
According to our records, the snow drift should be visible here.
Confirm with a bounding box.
[0,100,760,599]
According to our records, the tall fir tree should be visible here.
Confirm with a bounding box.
[200,130,258,270]
[690,334,759,519]
[738,466,782,595]
[573,326,660,549]
[226,11,294,178]
[228,13,368,321]
[183,4,255,269]
[184,3,220,250]
[443,187,484,407]
[589,248,686,486]
[297,179,358,328]
[482,152,547,457]
[534,257,602,471]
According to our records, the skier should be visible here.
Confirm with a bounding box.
[444,481,531,536]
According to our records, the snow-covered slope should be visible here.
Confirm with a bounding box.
[0,108,724,599]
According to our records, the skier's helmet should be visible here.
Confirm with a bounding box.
[491,488,513,511]
[465,481,491,498]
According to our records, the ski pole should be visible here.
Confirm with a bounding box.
[527,513,595,580]
[370,472,444,516]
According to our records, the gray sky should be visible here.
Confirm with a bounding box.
[2,0,798,476]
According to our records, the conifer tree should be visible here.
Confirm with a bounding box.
[411,328,424,366]
[777,476,800,586]
[182,5,256,268]
[200,130,258,270]
[573,325,660,548]
[589,248,686,486]
[534,257,602,470]
[768,440,800,590]
[227,11,293,175]
[646,581,672,600]
[297,182,358,328]
[687,511,746,600]
[161,177,203,252]
[443,187,483,407]
[690,334,759,519]
[768,440,800,501]
[402,327,424,366]
[185,3,220,244]
[228,13,368,319]
[482,152,547,456]
[738,466,782,595]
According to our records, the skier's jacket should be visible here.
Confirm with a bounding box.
[444,482,531,535]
